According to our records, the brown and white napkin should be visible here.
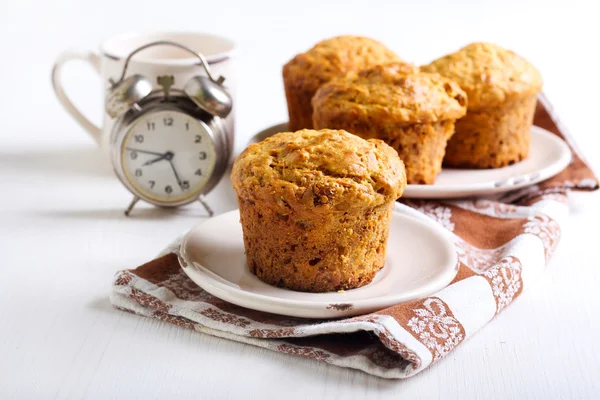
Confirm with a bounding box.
[110,94,598,379]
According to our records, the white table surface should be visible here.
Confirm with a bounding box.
[1,0,600,398]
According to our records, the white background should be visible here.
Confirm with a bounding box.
[1,0,600,399]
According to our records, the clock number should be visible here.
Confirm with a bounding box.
[130,151,138,160]
[195,135,202,143]
[199,151,207,160]
[147,122,155,131]
[164,117,173,126]
[182,180,190,190]
[148,180,155,188]
[135,168,142,177]
[195,169,202,176]
[134,134,144,143]
[165,185,173,194]
[185,122,189,131]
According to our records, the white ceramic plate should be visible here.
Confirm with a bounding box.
[250,123,572,199]
[179,208,458,319]
[404,125,572,198]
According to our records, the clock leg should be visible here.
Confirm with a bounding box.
[124,196,141,217]
[198,195,214,217]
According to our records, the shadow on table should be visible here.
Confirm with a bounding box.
[87,297,115,312]
[0,146,112,178]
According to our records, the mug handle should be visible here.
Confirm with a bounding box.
[51,49,102,145]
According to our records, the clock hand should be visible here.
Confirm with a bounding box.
[143,153,169,166]
[168,159,184,190]
[125,147,165,157]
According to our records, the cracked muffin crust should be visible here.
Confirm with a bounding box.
[231,129,406,292]
[312,67,467,184]
[282,36,401,131]
[421,42,543,168]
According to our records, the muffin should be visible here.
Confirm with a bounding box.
[231,129,406,292]
[357,62,419,80]
[282,36,401,131]
[312,67,467,184]
[421,42,543,168]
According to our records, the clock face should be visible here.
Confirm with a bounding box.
[120,109,216,204]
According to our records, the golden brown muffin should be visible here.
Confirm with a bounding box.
[312,69,467,184]
[357,62,419,81]
[231,129,406,292]
[421,42,543,168]
[282,36,401,131]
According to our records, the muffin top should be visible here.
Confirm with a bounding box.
[421,42,542,110]
[312,70,467,125]
[282,36,401,93]
[357,62,419,81]
[231,129,406,210]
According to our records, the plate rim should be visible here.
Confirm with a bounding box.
[178,208,458,318]
[249,123,572,199]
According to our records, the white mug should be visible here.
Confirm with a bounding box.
[52,32,236,153]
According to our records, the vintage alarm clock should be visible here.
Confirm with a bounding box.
[105,41,233,216]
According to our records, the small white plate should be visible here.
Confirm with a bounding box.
[404,126,572,198]
[179,208,458,319]
[250,123,572,199]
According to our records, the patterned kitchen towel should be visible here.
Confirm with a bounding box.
[110,94,598,379]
